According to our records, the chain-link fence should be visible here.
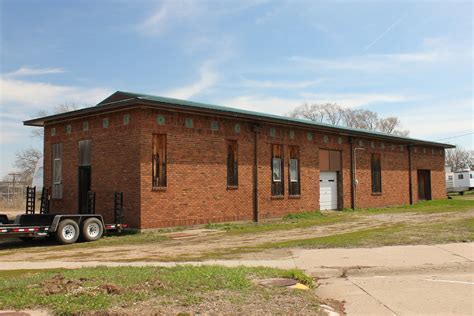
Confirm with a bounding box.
[0,180,28,210]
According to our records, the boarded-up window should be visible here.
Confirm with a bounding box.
[288,146,300,196]
[227,140,238,186]
[152,134,167,187]
[271,144,284,196]
[78,140,91,166]
[52,143,63,199]
[371,153,382,193]
[320,149,341,171]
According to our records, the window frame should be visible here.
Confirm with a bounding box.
[288,145,301,196]
[152,134,167,188]
[226,139,238,187]
[52,143,63,199]
[271,144,284,196]
[371,153,382,194]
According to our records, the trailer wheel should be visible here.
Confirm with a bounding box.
[56,219,80,244]
[81,218,103,242]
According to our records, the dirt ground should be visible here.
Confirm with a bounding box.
[1,209,473,263]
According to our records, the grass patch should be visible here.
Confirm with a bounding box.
[204,199,473,236]
[0,230,169,253]
[0,265,315,315]
[255,217,474,250]
[356,199,474,215]
[176,217,474,261]
[204,211,347,235]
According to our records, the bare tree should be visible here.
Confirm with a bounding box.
[391,129,410,137]
[31,103,80,139]
[14,148,42,184]
[446,147,472,172]
[340,108,359,128]
[356,110,379,131]
[378,117,399,134]
[289,103,409,136]
[322,103,344,125]
[289,103,325,122]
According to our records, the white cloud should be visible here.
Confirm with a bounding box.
[0,121,26,145]
[364,15,405,52]
[163,61,218,99]
[4,67,65,78]
[288,37,457,73]
[219,95,303,114]
[397,98,473,142]
[0,78,111,145]
[137,0,269,35]
[0,78,110,112]
[136,0,202,35]
[219,92,409,116]
[240,78,323,89]
[289,50,446,72]
[300,92,409,108]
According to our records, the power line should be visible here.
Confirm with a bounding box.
[434,132,473,141]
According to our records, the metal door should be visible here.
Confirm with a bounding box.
[320,172,338,210]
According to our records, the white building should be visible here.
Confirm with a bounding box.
[446,166,474,193]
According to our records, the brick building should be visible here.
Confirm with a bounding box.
[24,91,454,229]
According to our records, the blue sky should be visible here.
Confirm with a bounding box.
[0,0,472,177]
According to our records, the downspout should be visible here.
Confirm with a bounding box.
[408,145,413,205]
[349,137,355,210]
[253,125,261,222]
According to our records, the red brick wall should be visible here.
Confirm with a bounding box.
[43,104,447,229]
[44,109,142,228]
[138,108,256,228]
[412,147,446,202]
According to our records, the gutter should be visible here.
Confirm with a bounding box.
[408,145,414,205]
[252,125,261,222]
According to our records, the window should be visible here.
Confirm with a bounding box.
[157,115,165,125]
[103,118,109,128]
[458,174,464,180]
[448,176,453,180]
[152,134,167,187]
[52,143,63,199]
[371,153,382,193]
[78,140,91,166]
[185,118,193,128]
[271,144,284,196]
[227,140,238,186]
[288,146,300,196]
[123,114,130,125]
[470,174,473,179]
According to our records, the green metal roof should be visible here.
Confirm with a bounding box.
[24,90,455,148]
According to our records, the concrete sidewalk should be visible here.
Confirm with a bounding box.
[1,242,473,315]
[1,242,472,271]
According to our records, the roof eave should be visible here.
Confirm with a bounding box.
[136,99,455,148]
[22,94,456,149]
[23,98,137,127]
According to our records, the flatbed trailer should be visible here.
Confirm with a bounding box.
[0,214,127,244]
[0,213,128,244]
[0,190,127,245]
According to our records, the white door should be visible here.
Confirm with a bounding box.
[320,172,338,210]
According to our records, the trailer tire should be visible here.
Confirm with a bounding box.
[81,218,103,242]
[56,219,80,244]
